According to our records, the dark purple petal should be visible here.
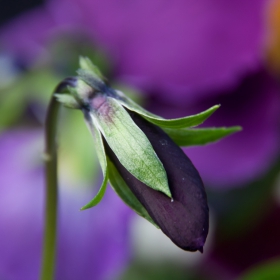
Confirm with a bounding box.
[105,112,209,252]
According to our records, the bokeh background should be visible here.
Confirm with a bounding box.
[1,0,280,279]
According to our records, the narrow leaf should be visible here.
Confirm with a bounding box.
[77,69,106,93]
[79,56,105,82]
[80,116,108,209]
[164,126,242,146]
[85,117,107,172]
[117,90,220,128]
[80,172,109,210]
[116,90,162,119]
[89,95,171,198]
[140,105,220,128]
[107,156,158,227]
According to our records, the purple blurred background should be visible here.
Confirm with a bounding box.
[0,0,280,279]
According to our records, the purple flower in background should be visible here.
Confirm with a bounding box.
[149,68,280,187]
[0,0,267,100]
[0,130,131,280]
[185,69,280,187]
[0,0,279,191]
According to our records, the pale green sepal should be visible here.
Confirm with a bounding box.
[80,172,109,210]
[138,104,220,128]
[164,126,242,147]
[85,116,107,172]
[116,90,220,128]
[67,80,93,104]
[54,93,80,109]
[79,56,105,82]
[91,96,172,198]
[77,69,105,92]
[107,157,159,228]
[80,119,108,210]
[115,90,163,119]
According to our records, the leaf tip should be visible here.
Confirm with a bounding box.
[163,187,172,199]
[227,125,243,135]
[234,125,243,132]
[80,205,90,211]
[213,104,221,110]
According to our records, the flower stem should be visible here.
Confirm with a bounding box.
[40,78,75,280]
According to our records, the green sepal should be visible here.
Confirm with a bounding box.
[77,69,105,92]
[107,156,159,228]
[80,120,108,210]
[116,90,220,128]
[54,93,80,109]
[79,56,106,82]
[116,90,163,119]
[164,126,242,146]
[90,95,171,198]
[151,105,220,128]
[80,172,109,210]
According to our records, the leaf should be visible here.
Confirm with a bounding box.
[117,90,220,128]
[85,117,107,172]
[80,172,109,210]
[107,156,158,227]
[239,258,280,280]
[140,105,220,128]
[164,126,242,146]
[80,120,108,210]
[79,56,105,82]
[116,90,163,119]
[89,95,171,198]
[54,93,80,109]
[77,69,105,93]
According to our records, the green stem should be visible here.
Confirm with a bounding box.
[40,78,75,280]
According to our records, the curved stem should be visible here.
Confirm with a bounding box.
[40,78,76,280]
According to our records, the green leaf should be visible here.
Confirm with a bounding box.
[80,172,109,210]
[116,90,164,119]
[79,56,105,82]
[140,105,220,128]
[77,69,105,92]
[164,126,242,146]
[117,90,220,128]
[107,156,158,227]
[85,119,107,172]
[239,259,280,280]
[80,121,108,210]
[54,93,80,109]
[89,95,171,198]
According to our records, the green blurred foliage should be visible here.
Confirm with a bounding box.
[239,258,280,280]
[119,261,197,280]
[208,160,280,240]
